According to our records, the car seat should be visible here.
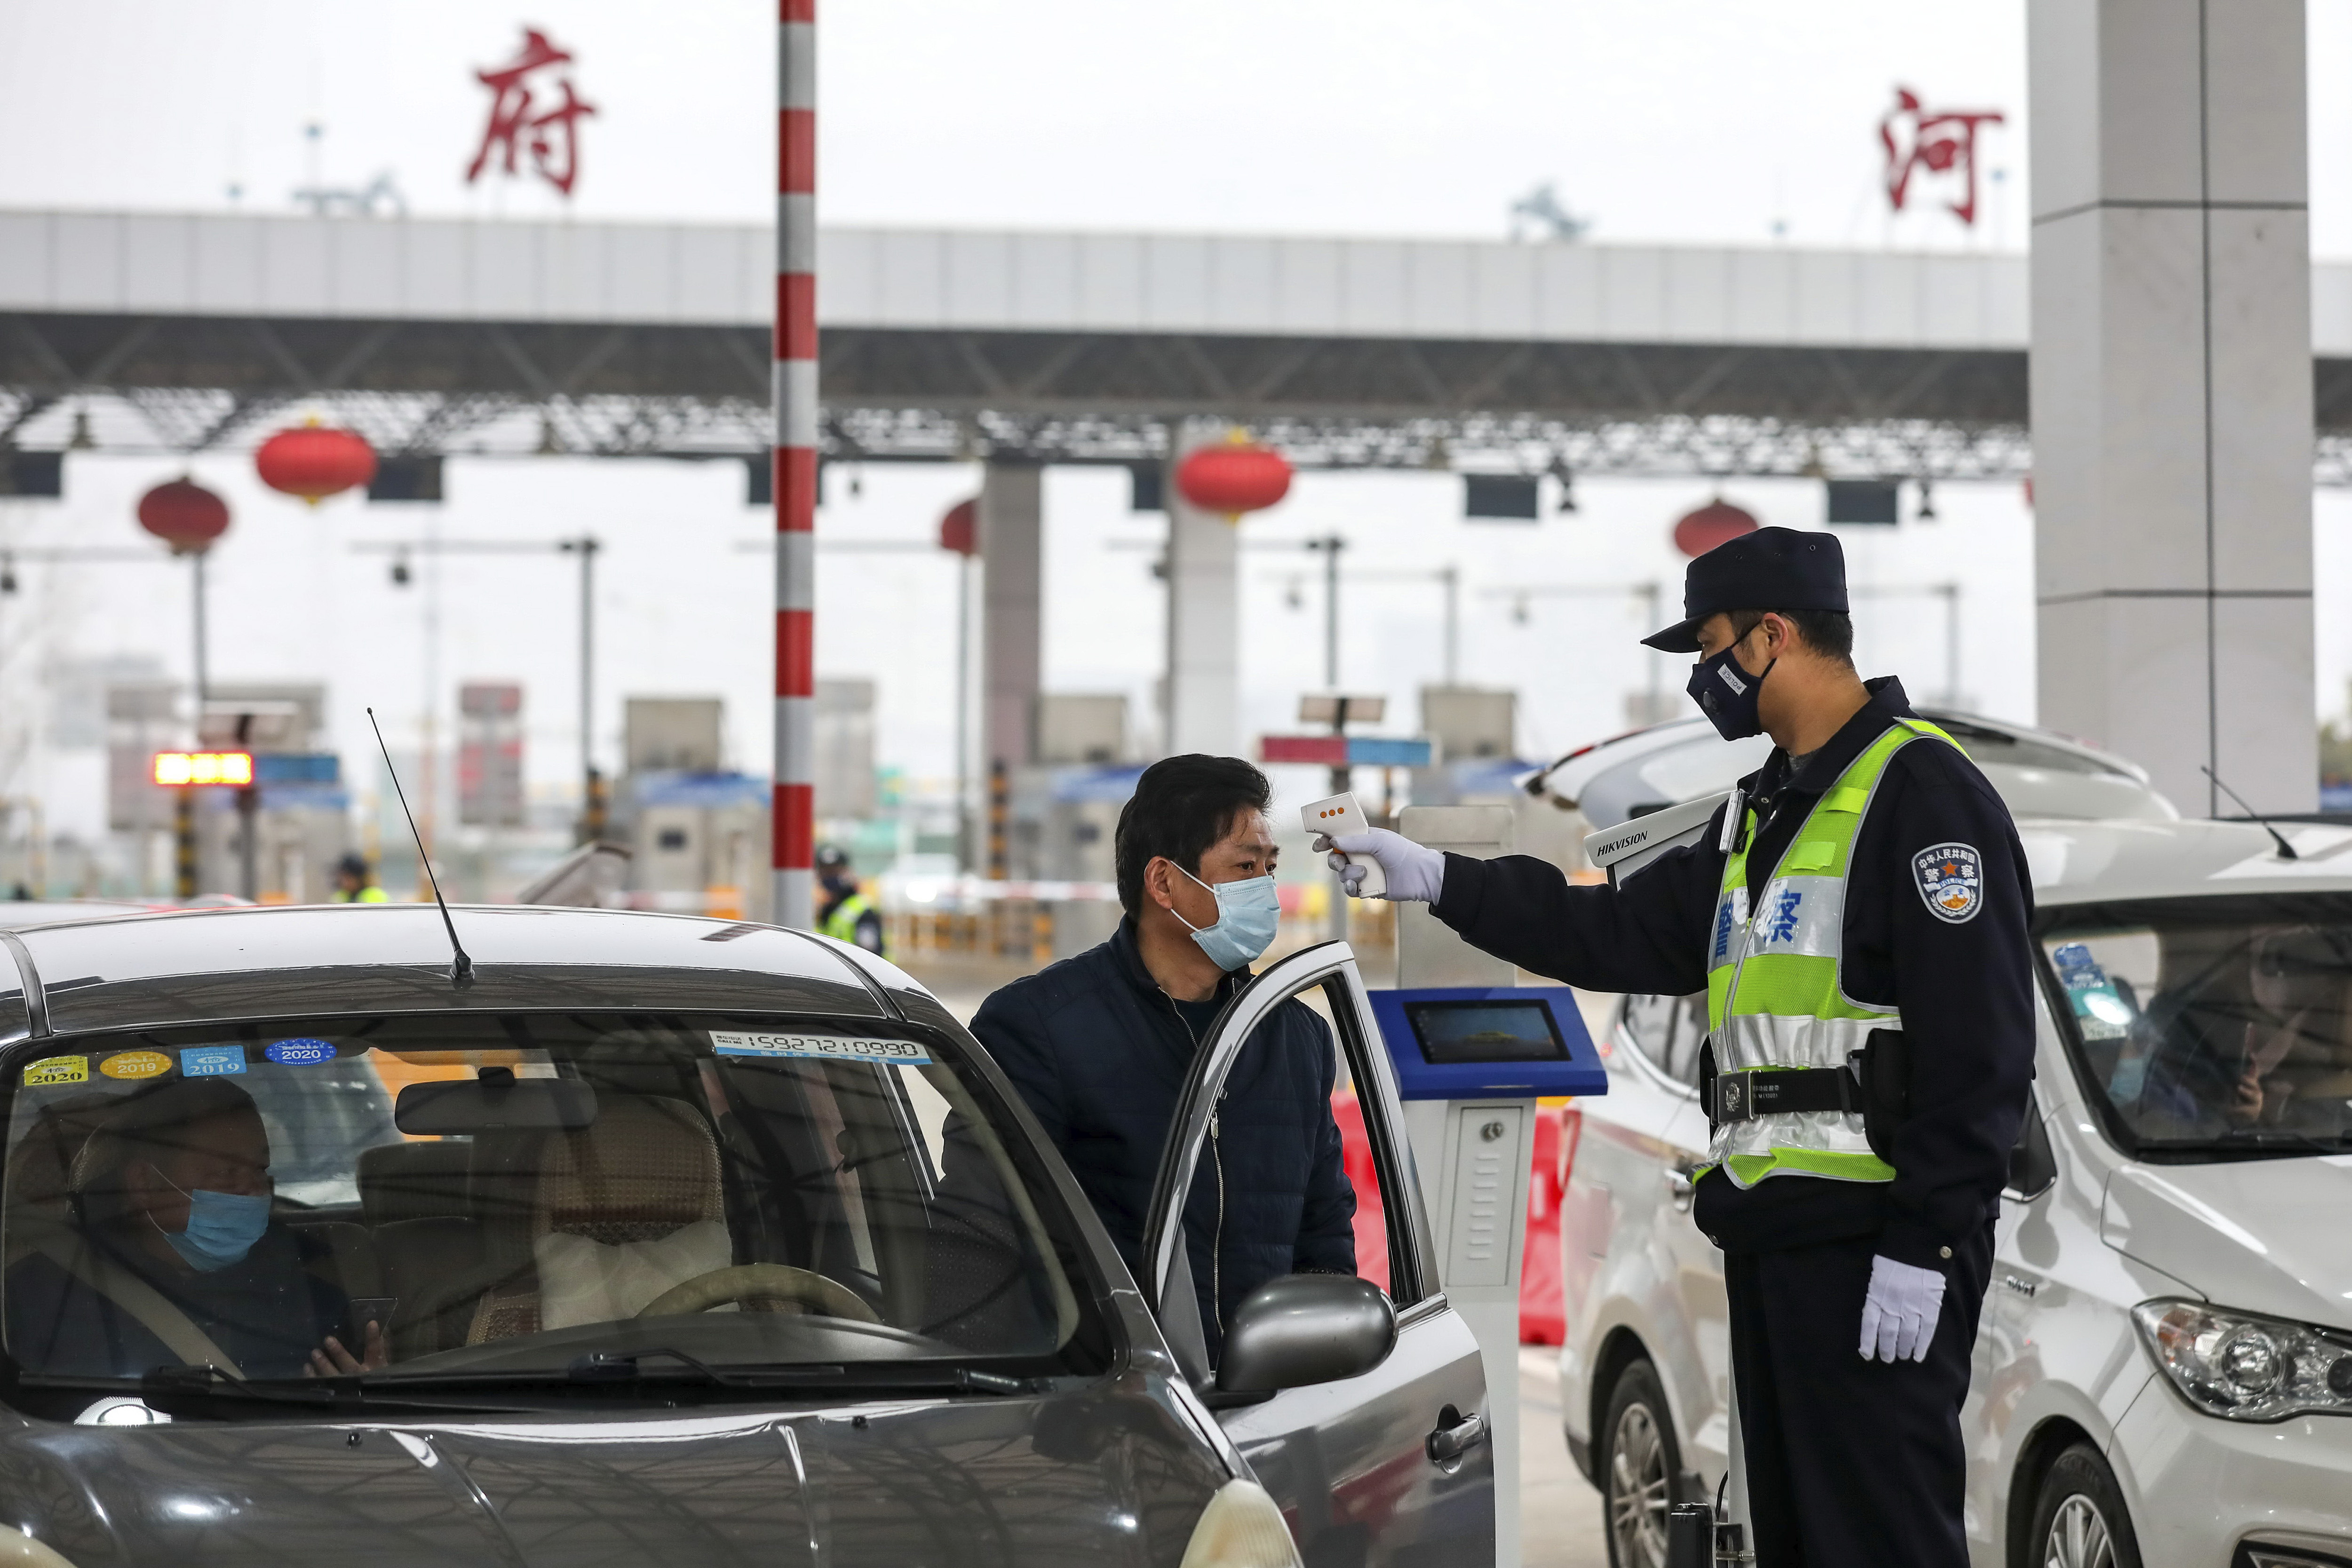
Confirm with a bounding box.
[467,1096,728,1343]
[358,1141,474,1229]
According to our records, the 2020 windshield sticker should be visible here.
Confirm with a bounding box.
[709,1030,931,1067]
[264,1038,337,1067]
[179,1045,247,1078]
[21,1056,87,1088]
[1913,843,1984,923]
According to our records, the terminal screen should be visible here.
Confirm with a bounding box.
[1404,999,1568,1064]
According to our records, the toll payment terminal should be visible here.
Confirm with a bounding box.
[1345,801,1608,1568]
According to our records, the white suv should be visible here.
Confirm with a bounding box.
[1551,747,2352,1568]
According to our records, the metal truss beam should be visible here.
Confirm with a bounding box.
[4,309,2352,484]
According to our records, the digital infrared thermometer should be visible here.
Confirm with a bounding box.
[1303,792,1386,899]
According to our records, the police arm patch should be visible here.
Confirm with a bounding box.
[1913,843,1984,923]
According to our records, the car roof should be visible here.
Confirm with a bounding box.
[0,904,906,1037]
[1541,708,2172,829]
[2023,816,2352,907]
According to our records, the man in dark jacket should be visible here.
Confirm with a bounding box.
[970,754,1355,1361]
[1322,528,2034,1568]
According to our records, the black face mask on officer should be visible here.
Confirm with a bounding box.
[1688,623,1774,741]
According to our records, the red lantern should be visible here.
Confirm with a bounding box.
[939,497,978,556]
[255,422,377,505]
[1176,442,1292,519]
[136,478,230,556]
[1673,497,1760,558]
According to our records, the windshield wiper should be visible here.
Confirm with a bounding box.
[127,1365,536,1418]
[2211,1126,2350,1155]
[371,1356,1041,1398]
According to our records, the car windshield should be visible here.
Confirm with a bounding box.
[0,1011,1101,1396]
[2042,894,2352,1159]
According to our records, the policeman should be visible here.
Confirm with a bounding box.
[1324,527,2033,1568]
[329,853,389,904]
[815,844,886,955]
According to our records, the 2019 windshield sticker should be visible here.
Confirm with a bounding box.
[98,1050,171,1081]
[179,1045,247,1078]
[709,1030,931,1066]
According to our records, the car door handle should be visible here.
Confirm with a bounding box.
[1426,1404,1488,1465]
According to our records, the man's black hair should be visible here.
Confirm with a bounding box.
[74,1076,264,1225]
[1727,606,1854,663]
[1114,754,1272,916]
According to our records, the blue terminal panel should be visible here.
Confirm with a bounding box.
[1367,987,1608,1101]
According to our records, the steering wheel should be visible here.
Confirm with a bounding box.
[637,1264,881,1324]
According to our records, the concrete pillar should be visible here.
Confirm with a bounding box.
[1165,422,1241,758]
[980,462,1043,781]
[2028,0,2316,814]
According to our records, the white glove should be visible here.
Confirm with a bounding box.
[1858,1254,1946,1363]
[1312,829,1446,904]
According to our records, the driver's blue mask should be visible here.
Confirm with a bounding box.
[1172,864,1282,972]
[152,1170,271,1272]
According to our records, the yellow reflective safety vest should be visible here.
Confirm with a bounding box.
[330,886,389,904]
[822,891,884,955]
[1702,717,1965,1189]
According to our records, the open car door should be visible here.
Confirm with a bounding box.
[1142,941,1494,1566]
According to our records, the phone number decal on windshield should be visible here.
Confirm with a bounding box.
[709,1030,931,1066]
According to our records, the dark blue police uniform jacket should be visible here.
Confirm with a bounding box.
[970,918,1355,1358]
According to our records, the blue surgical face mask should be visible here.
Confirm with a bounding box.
[1687,634,1774,741]
[151,1169,271,1272]
[1172,864,1282,972]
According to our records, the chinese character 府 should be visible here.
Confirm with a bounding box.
[466,27,596,198]
[1880,87,2003,227]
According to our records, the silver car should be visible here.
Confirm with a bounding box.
[0,904,1494,1567]
[1552,751,2352,1567]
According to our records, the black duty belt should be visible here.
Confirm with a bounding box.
[1711,1065,1861,1123]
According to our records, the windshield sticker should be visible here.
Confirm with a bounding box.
[264,1038,337,1067]
[99,1050,172,1081]
[21,1056,88,1088]
[709,1030,931,1067]
[179,1045,246,1078]
[2050,941,2132,1039]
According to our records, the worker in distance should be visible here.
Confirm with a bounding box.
[1320,526,2034,1568]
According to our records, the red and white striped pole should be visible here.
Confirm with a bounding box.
[773,0,817,928]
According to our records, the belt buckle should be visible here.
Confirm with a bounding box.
[1718,1074,1750,1122]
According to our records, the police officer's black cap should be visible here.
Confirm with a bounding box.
[1640,525,1849,653]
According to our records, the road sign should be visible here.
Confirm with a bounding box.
[153,751,253,787]
[1260,735,1432,767]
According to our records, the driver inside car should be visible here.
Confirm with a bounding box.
[5,1076,387,1379]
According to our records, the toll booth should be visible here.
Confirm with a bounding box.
[1371,805,1607,1568]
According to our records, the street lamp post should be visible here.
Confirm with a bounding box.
[353,535,606,847]
[558,537,603,842]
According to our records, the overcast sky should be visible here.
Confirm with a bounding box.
[2,4,2350,857]
[7,0,2037,245]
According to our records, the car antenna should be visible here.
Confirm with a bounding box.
[2199,765,2299,860]
[366,706,476,985]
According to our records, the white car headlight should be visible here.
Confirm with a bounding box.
[2133,1299,2352,1422]
[1178,1480,1303,1568]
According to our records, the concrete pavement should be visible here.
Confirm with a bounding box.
[1521,1345,1608,1568]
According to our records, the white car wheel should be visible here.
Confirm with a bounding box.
[1602,1359,1680,1568]
[2029,1442,2141,1568]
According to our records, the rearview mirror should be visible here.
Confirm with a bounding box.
[1215,1274,1396,1395]
[395,1075,597,1135]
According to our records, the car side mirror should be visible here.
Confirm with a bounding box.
[1214,1274,1397,1396]
[2006,1100,2057,1199]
